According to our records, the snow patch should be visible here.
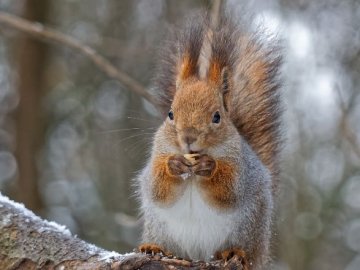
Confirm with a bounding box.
[47,221,71,235]
[86,243,101,254]
[98,250,128,263]
[0,192,71,236]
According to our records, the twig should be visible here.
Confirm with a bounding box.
[0,11,157,106]
[334,85,360,159]
[210,0,222,28]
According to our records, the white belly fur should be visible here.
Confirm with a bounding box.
[154,179,234,260]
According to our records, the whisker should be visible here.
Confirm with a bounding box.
[98,127,156,134]
[126,116,159,123]
[116,132,155,144]
[124,137,151,157]
[126,108,161,116]
[117,133,153,158]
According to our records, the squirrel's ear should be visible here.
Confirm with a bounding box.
[208,59,222,84]
[176,54,198,88]
[208,63,230,111]
[179,54,198,81]
[176,21,205,88]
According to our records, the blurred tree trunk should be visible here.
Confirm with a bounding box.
[13,0,49,212]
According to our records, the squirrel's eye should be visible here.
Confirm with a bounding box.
[168,110,174,120]
[212,111,221,124]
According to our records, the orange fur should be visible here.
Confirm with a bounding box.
[151,155,184,206]
[251,59,267,85]
[208,61,221,83]
[178,54,197,81]
[168,79,232,154]
[199,160,237,210]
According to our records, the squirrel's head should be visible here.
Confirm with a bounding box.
[165,68,235,155]
[160,23,238,154]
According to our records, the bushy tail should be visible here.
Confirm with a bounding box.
[152,13,282,188]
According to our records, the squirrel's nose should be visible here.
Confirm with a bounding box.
[184,135,197,145]
[181,128,198,146]
[182,128,197,146]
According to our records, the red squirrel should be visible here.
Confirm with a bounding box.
[136,13,282,269]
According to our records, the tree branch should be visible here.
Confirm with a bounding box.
[0,193,243,269]
[335,85,360,159]
[0,11,157,106]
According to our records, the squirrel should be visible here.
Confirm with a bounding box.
[136,12,282,270]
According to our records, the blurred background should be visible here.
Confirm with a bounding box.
[0,0,359,269]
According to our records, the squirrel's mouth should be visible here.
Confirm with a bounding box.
[189,149,203,155]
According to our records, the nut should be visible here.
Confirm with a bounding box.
[183,153,200,165]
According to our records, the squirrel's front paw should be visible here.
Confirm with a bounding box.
[191,154,216,177]
[168,155,192,176]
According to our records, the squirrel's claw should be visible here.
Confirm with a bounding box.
[138,243,165,256]
[215,248,249,270]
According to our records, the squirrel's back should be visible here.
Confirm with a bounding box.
[152,13,282,189]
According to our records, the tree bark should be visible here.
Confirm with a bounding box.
[0,194,244,270]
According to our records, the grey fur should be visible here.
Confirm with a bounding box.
[136,123,273,268]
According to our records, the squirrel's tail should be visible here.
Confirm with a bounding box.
[215,16,283,186]
[152,13,282,188]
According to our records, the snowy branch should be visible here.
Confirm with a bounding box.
[0,193,243,269]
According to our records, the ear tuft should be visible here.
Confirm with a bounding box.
[177,54,198,84]
[176,19,206,85]
[207,18,236,85]
[208,60,222,83]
